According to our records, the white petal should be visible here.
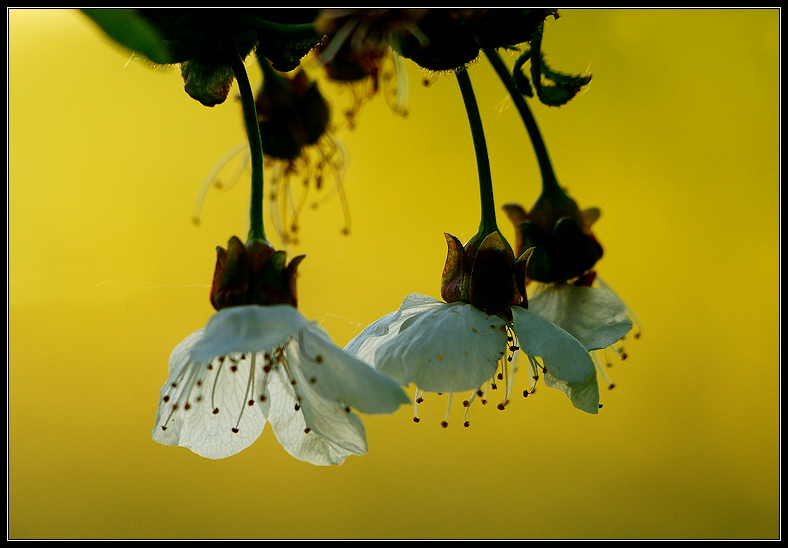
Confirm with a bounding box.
[265,358,367,466]
[190,305,308,363]
[152,329,268,459]
[295,324,410,414]
[344,293,444,365]
[510,306,599,413]
[528,284,632,350]
[374,301,508,393]
[544,369,600,415]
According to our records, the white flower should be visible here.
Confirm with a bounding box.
[153,304,409,465]
[527,282,633,351]
[528,278,639,387]
[345,292,629,418]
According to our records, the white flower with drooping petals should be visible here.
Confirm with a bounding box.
[153,304,409,465]
[527,278,639,387]
[527,282,633,352]
[345,291,631,420]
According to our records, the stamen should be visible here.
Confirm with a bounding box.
[192,141,249,225]
[413,388,424,423]
[309,135,351,236]
[502,325,520,405]
[267,161,291,246]
[297,330,323,365]
[264,132,350,246]
[478,384,489,405]
[159,357,203,431]
[210,354,228,415]
[387,51,409,116]
[591,352,615,390]
[278,346,307,414]
[231,354,257,434]
[441,393,453,428]
[524,355,542,396]
[462,389,480,427]
[284,160,312,241]
[315,18,360,66]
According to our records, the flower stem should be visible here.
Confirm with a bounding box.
[225,39,267,243]
[484,48,565,198]
[456,68,498,238]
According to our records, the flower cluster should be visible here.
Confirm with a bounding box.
[84,8,639,463]
[345,226,630,424]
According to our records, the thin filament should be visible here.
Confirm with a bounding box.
[231,354,257,432]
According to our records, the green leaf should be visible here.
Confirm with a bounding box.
[531,52,592,107]
[82,9,174,65]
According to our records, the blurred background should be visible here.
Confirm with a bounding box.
[8,8,779,540]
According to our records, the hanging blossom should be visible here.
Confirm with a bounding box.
[312,8,426,126]
[391,8,558,73]
[345,230,632,426]
[502,189,640,382]
[476,46,637,385]
[194,63,349,246]
[152,236,409,464]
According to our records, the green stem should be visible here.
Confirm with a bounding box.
[456,68,498,238]
[484,48,565,198]
[225,39,267,243]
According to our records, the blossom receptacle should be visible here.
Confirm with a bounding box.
[440,231,528,317]
[204,235,308,362]
[210,235,304,311]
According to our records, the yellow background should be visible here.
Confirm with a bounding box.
[8,8,780,540]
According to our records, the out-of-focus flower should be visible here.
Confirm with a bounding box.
[152,236,409,464]
[393,8,557,73]
[313,9,427,125]
[345,231,631,426]
[254,65,349,245]
[84,9,323,106]
[194,64,349,246]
